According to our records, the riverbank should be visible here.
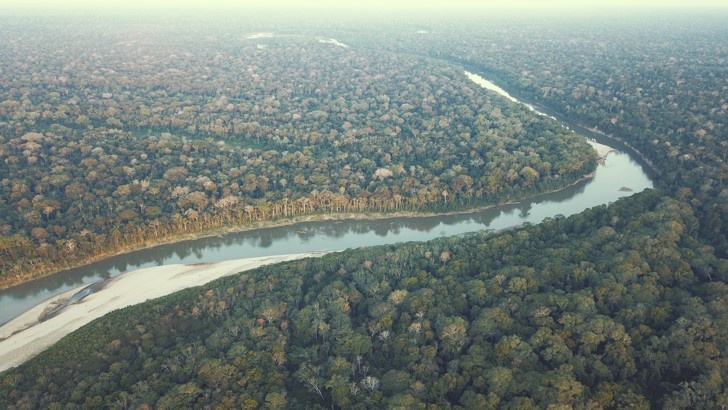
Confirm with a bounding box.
[461,66,660,178]
[0,168,601,371]
[465,70,614,162]
[0,164,598,294]
[0,105,652,332]
[585,126,660,176]
[0,252,328,373]
[587,140,615,160]
[0,67,608,294]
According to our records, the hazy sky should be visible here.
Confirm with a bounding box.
[3,0,727,12]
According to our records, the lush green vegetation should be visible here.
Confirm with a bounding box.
[2,190,726,408]
[371,13,727,256]
[0,19,595,288]
[1,10,727,409]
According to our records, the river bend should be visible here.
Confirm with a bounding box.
[0,72,654,325]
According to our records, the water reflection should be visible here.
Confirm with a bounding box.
[0,151,651,325]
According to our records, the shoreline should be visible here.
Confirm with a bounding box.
[460,65,660,178]
[0,252,328,373]
[0,66,608,294]
[0,165,599,372]
[0,168,597,294]
[585,125,661,176]
[586,139,616,160]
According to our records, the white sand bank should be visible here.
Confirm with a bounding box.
[587,140,616,160]
[464,71,559,121]
[464,70,518,103]
[319,38,349,48]
[0,252,327,373]
[245,32,275,40]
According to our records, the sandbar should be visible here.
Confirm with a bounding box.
[0,252,327,373]
[319,38,349,48]
[587,140,616,160]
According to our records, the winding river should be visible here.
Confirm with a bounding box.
[0,72,654,326]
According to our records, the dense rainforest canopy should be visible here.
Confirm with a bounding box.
[0,19,595,289]
[2,191,726,408]
[1,10,727,409]
[376,14,727,256]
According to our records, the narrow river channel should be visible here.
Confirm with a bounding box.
[0,72,654,326]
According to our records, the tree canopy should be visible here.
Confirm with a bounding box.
[1,190,726,408]
[1,11,727,409]
[0,18,596,288]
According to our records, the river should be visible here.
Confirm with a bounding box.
[0,72,654,326]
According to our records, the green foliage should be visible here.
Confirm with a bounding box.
[1,11,726,410]
[0,19,596,288]
[1,191,726,408]
[422,16,728,257]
